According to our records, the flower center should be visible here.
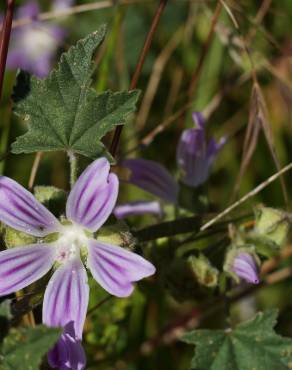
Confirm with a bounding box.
[55,225,88,264]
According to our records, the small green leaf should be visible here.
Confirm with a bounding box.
[181,309,292,370]
[11,25,140,161]
[0,301,12,321]
[34,185,65,204]
[1,325,61,370]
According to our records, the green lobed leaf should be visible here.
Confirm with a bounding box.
[181,309,292,370]
[11,25,140,161]
[0,325,61,370]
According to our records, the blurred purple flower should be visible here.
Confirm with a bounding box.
[114,201,163,219]
[176,112,225,188]
[0,158,155,355]
[48,322,86,370]
[6,1,67,77]
[122,158,178,204]
[232,252,260,284]
[53,0,74,11]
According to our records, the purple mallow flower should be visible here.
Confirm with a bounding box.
[122,158,178,204]
[114,201,163,219]
[0,158,155,362]
[6,1,66,77]
[232,252,260,284]
[176,112,225,188]
[48,322,86,370]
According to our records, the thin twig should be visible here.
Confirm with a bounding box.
[125,69,252,156]
[219,1,287,204]
[0,0,15,100]
[87,295,112,315]
[136,27,183,130]
[200,162,292,232]
[12,0,149,28]
[28,152,43,190]
[10,0,212,29]
[125,101,194,156]
[110,0,169,157]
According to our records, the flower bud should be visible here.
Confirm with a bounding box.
[224,247,260,284]
[188,254,219,288]
[232,252,260,284]
[253,206,290,249]
[176,112,225,187]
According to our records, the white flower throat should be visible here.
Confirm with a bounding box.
[55,225,89,264]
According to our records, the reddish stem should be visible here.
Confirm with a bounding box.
[0,0,15,100]
[110,0,168,158]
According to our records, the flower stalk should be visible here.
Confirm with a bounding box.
[68,151,78,188]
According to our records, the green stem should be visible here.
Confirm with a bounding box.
[68,151,78,188]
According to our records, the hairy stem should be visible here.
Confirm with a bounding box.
[68,151,78,188]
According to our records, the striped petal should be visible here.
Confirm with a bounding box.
[87,239,155,298]
[122,158,178,204]
[232,253,259,285]
[114,201,163,219]
[43,258,89,339]
[0,244,55,296]
[0,176,61,237]
[66,158,119,232]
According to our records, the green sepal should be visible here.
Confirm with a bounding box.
[247,206,291,257]
[34,185,66,204]
[97,222,136,250]
[3,226,36,248]
[188,254,219,288]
